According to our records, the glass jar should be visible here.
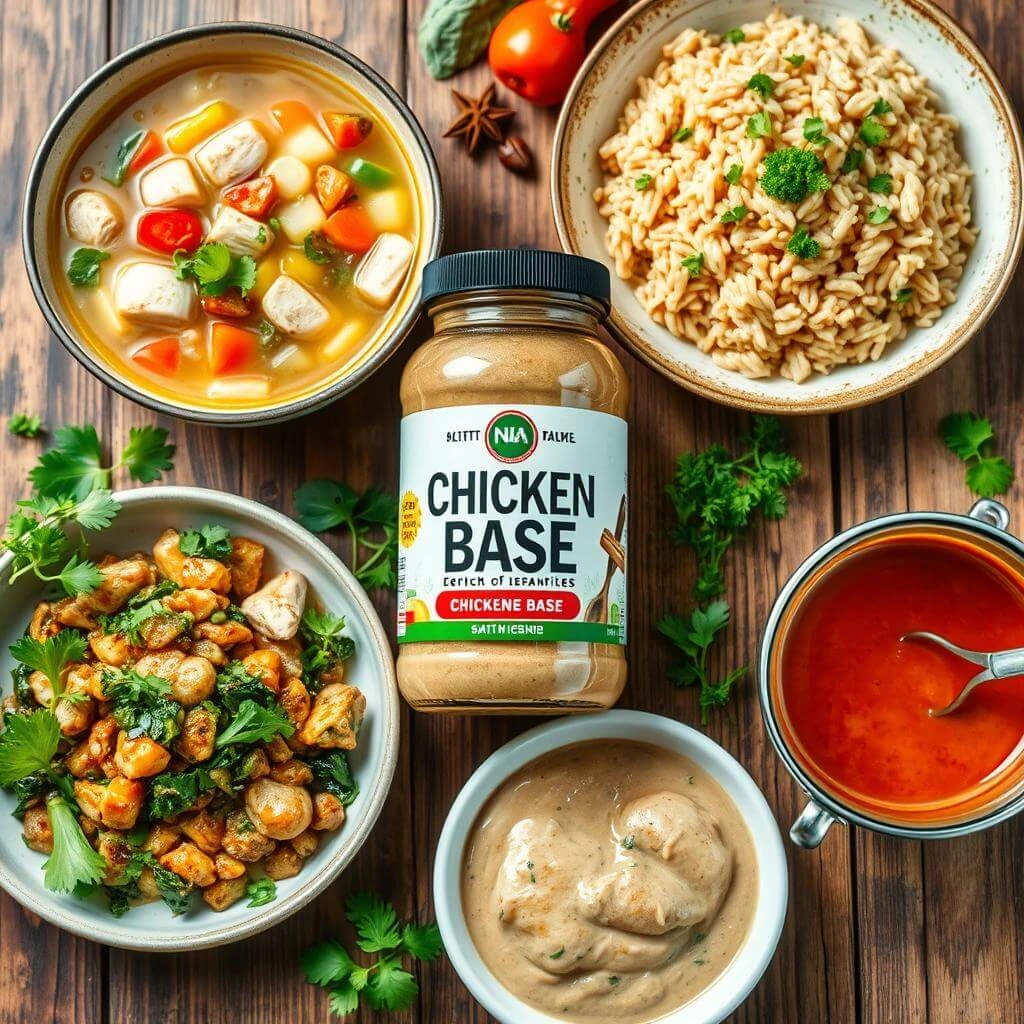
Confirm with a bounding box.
[396,250,629,713]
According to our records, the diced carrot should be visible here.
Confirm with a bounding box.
[322,111,373,150]
[322,206,378,254]
[132,336,181,376]
[201,290,253,319]
[315,165,354,214]
[271,100,316,134]
[165,101,235,153]
[223,175,279,219]
[127,131,163,175]
[210,323,258,375]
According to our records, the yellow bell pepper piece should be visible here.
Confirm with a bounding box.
[165,101,236,154]
[281,250,326,288]
[251,258,279,299]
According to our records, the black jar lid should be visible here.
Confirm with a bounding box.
[421,249,611,313]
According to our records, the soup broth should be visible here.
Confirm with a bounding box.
[53,58,420,409]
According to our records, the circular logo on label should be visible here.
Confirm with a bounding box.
[484,410,538,463]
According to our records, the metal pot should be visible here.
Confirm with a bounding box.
[758,498,1024,848]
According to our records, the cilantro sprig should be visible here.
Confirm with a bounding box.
[1,425,174,596]
[294,482,397,590]
[9,414,43,439]
[302,893,442,1016]
[9,632,87,708]
[214,698,294,748]
[179,523,232,561]
[173,242,256,297]
[940,411,1014,498]
[662,417,801,721]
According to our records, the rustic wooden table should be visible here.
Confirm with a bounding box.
[2,0,1022,1021]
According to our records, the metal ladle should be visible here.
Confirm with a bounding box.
[901,631,1024,716]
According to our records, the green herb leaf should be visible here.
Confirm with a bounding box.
[867,173,893,194]
[893,288,913,304]
[785,54,805,67]
[103,668,183,746]
[179,523,232,561]
[327,981,361,1016]
[401,922,443,960]
[304,230,338,265]
[870,98,893,116]
[121,426,175,484]
[10,631,88,701]
[866,205,891,225]
[859,116,888,147]
[671,126,693,143]
[680,251,705,276]
[786,226,821,260]
[724,164,743,186]
[29,425,105,500]
[634,174,652,191]
[723,28,745,43]
[745,112,772,139]
[940,411,1015,498]
[214,699,294,748]
[0,709,61,784]
[174,243,255,297]
[747,73,774,99]
[966,458,1015,498]
[67,248,110,287]
[43,794,107,894]
[146,766,215,821]
[300,609,356,692]
[347,892,402,953]
[802,117,828,145]
[58,555,106,596]
[303,939,357,985]
[301,750,359,806]
[103,129,145,186]
[720,204,749,224]
[9,414,44,439]
[365,958,419,1012]
[841,148,865,174]
[257,319,280,351]
[246,878,277,907]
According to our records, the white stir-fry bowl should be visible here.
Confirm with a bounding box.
[433,711,788,1024]
[0,486,399,950]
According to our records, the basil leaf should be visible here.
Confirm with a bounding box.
[418,0,522,80]
[67,248,110,287]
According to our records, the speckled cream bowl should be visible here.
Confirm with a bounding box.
[0,486,399,950]
[433,711,788,1024]
[552,0,1024,414]
[23,23,442,425]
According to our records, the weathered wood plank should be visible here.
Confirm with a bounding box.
[0,1,109,1021]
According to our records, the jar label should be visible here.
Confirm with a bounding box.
[397,404,627,645]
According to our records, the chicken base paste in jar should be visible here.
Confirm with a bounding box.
[397,250,628,712]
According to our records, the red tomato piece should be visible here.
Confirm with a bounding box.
[137,210,203,254]
[322,206,378,253]
[323,111,373,149]
[210,323,257,375]
[222,175,278,220]
[132,336,181,376]
[127,131,163,175]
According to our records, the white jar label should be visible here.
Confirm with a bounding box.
[397,404,627,645]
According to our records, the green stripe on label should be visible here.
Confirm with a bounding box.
[399,621,624,644]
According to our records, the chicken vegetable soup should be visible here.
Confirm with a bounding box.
[54,59,420,409]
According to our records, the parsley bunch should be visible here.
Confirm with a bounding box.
[940,411,1014,498]
[294,481,398,590]
[661,417,801,721]
[1,425,175,596]
[302,893,442,1015]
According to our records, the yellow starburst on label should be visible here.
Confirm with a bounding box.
[399,490,422,548]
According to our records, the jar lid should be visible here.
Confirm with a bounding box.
[421,249,611,313]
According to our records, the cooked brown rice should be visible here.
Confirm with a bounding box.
[594,9,976,382]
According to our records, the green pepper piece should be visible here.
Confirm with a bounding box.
[344,157,393,189]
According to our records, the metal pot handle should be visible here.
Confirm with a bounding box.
[790,799,837,849]
[968,498,1010,531]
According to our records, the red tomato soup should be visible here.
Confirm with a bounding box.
[777,531,1024,820]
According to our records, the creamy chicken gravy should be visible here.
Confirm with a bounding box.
[462,741,757,1023]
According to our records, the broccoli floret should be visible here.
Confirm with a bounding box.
[759,148,831,203]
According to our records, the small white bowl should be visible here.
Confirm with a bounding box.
[552,0,1024,414]
[0,485,400,950]
[433,710,788,1024]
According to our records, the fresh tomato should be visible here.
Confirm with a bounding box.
[136,210,203,254]
[223,175,278,219]
[323,111,373,149]
[489,0,619,107]
[210,323,257,375]
[127,131,163,176]
[132,336,181,376]
[322,206,378,253]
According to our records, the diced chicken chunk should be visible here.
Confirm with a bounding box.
[203,876,247,911]
[23,806,54,854]
[354,233,413,307]
[195,120,268,186]
[160,842,217,887]
[114,263,198,326]
[262,277,329,338]
[54,557,154,628]
[206,206,274,258]
[65,190,124,247]
[139,157,205,208]
[239,570,308,640]
[297,683,365,750]
[228,536,265,599]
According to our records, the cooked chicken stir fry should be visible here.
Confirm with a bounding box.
[1,524,363,917]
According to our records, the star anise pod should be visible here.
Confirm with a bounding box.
[443,83,515,155]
